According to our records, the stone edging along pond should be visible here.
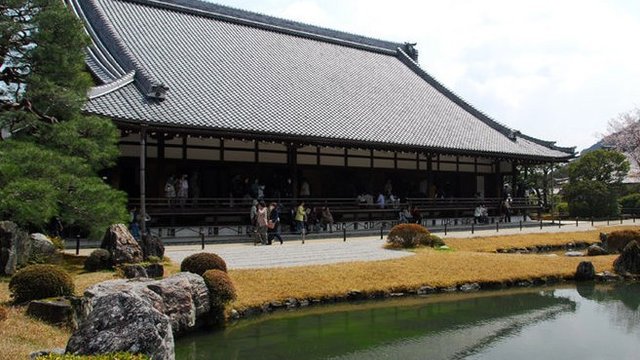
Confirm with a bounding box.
[495,241,592,254]
[232,272,630,320]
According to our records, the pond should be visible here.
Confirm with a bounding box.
[175,283,640,359]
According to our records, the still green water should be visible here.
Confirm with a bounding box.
[175,283,640,359]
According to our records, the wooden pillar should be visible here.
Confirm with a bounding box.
[288,144,298,201]
[455,155,460,197]
[511,160,518,197]
[427,154,433,197]
[140,126,147,236]
[495,159,502,199]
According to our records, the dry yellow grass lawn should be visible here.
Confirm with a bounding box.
[446,225,638,252]
[229,250,616,309]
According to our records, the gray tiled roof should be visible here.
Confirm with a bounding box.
[69,0,574,160]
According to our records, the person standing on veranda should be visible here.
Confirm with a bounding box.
[255,201,269,245]
[295,201,306,234]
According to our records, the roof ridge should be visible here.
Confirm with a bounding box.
[517,133,576,154]
[72,0,169,100]
[116,0,403,55]
[396,48,574,156]
[88,71,136,99]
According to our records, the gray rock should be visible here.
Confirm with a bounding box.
[516,280,533,287]
[575,261,595,281]
[82,272,210,335]
[599,232,608,243]
[443,286,458,292]
[230,309,240,319]
[595,271,622,282]
[145,263,164,278]
[29,233,57,261]
[587,244,608,256]
[285,298,299,308]
[459,283,481,292]
[117,263,162,279]
[27,297,78,328]
[565,251,584,257]
[0,221,30,275]
[141,234,165,260]
[85,249,112,272]
[29,348,65,360]
[417,286,436,295]
[346,290,364,300]
[100,224,143,265]
[614,240,640,275]
[121,264,148,279]
[66,292,174,360]
[299,299,310,307]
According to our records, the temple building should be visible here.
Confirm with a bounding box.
[67,0,574,232]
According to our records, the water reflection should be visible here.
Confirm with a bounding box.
[175,284,640,360]
[575,282,640,333]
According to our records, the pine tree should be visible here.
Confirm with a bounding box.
[0,0,127,238]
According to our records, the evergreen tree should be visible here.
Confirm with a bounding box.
[563,149,629,218]
[0,0,127,238]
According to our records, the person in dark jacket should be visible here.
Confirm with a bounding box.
[267,202,283,245]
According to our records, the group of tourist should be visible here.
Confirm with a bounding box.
[230,175,312,204]
[474,204,489,224]
[292,202,335,234]
[248,200,335,244]
[249,201,283,245]
[164,174,190,207]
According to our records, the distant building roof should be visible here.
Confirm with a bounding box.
[68,0,574,161]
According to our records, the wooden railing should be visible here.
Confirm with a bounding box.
[128,196,541,226]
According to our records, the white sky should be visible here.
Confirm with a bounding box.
[209,0,640,151]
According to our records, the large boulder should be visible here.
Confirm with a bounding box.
[0,221,31,275]
[141,234,165,259]
[81,272,210,335]
[575,261,595,281]
[29,233,57,261]
[100,224,143,265]
[66,292,174,360]
[614,240,640,275]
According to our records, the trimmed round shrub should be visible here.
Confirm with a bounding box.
[0,306,7,322]
[202,269,237,306]
[9,264,74,303]
[419,234,446,248]
[386,223,431,249]
[84,249,112,272]
[181,252,227,275]
[606,230,640,253]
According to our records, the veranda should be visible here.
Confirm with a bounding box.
[111,126,544,238]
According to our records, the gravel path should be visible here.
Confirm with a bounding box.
[165,236,413,269]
